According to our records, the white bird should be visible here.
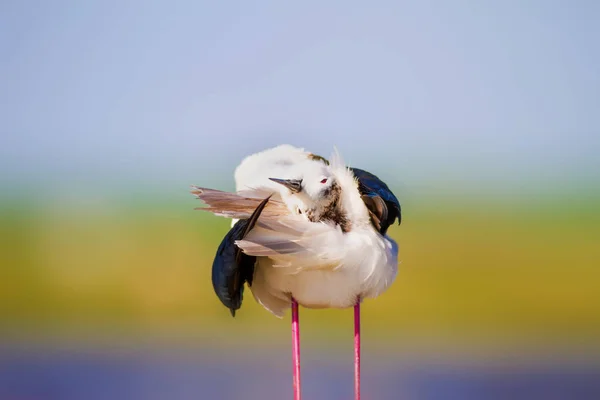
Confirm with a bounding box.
[191,145,401,400]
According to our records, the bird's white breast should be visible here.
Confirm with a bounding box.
[250,227,399,317]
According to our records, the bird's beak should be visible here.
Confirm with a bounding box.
[269,178,303,193]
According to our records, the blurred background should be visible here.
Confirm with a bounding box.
[1,1,600,399]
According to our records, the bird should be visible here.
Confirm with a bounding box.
[191,145,401,400]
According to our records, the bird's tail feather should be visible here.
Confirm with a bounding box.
[191,186,288,219]
[192,185,346,273]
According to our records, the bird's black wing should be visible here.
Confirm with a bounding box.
[211,195,271,317]
[349,167,401,235]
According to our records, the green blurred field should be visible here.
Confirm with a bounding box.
[1,191,599,352]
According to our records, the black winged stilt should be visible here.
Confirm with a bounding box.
[192,145,401,400]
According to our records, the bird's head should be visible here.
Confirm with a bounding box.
[269,162,341,221]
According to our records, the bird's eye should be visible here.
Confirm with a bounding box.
[320,178,328,184]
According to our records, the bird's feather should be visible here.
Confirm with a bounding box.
[349,167,402,234]
[191,186,288,219]
[210,195,271,317]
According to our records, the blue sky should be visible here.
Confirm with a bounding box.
[1,1,598,199]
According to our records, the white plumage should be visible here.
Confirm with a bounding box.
[196,144,399,318]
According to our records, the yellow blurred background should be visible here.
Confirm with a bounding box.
[2,190,599,349]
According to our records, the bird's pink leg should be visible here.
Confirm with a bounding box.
[292,298,302,400]
[354,301,361,400]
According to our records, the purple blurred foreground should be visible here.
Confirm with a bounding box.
[1,344,599,400]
